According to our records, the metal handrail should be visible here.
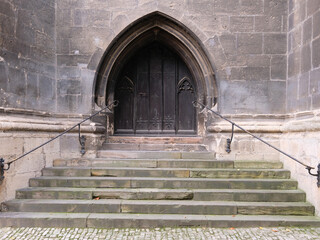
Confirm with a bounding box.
[0,100,119,182]
[193,100,320,187]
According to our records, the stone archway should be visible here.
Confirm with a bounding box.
[94,11,217,135]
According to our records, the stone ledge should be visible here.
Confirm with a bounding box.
[207,122,283,133]
[208,111,320,133]
[0,116,105,134]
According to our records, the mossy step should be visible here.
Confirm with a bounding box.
[42,167,290,179]
[1,212,320,228]
[16,187,306,202]
[29,177,298,190]
[53,159,234,169]
[103,143,208,151]
[2,199,315,216]
[97,151,215,159]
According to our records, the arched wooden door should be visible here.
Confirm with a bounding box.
[114,43,196,135]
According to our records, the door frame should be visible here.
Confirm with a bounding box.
[94,12,218,137]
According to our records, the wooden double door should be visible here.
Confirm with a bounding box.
[114,43,196,135]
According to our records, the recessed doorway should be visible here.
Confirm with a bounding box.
[114,42,197,135]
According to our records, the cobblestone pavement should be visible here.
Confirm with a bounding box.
[0,227,320,240]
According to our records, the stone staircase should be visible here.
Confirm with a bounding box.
[1,138,320,228]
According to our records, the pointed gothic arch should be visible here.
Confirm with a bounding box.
[94,11,217,135]
[94,11,217,108]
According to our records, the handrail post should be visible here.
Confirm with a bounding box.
[0,158,4,183]
[226,123,234,153]
[318,164,320,188]
[78,124,86,155]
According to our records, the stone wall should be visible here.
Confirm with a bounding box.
[282,0,320,215]
[55,0,287,115]
[0,0,56,112]
[287,0,320,111]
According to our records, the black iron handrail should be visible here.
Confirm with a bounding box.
[193,100,320,187]
[0,100,119,182]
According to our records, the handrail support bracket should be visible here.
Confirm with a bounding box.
[226,123,234,153]
[0,158,4,183]
[78,124,86,155]
[307,164,320,187]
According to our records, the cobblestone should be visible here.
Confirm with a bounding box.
[0,227,320,240]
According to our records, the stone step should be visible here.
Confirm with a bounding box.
[234,161,283,169]
[53,158,234,169]
[2,199,315,216]
[102,143,208,151]
[29,177,298,190]
[1,212,320,228]
[42,167,291,179]
[106,136,203,144]
[97,151,216,159]
[53,158,283,169]
[16,188,306,202]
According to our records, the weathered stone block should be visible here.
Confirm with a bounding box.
[271,55,287,80]
[264,0,288,15]
[239,0,263,14]
[312,37,320,68]
[307,0,320,16]
[314,11,320,38]
[74,9,111,27]
[58,66,81,80]
[8,68,26,95]
[35,32,55,52]
[288,12,294,32]
[56,38,70,54]
[18,0,48,11]
[57,0,86,9]
[237,33,262,54]
[57,95,78,112]
[230,16,254,32]
[255,16,282,32]
[39,75,54,99]
[57,55,91,67]
[264,33,287,54]
[219,34,236,56]
[291,26,302,50]
[193,15,229,33]
[310,68,320,94]
[220,80,285,114]
[186,0,214,15]
[288,49,301,78]
[214,0,240,13]
[287,76,298,103]
[0,15,15,36]
[69,38,97,55]
[0,63,8,91]
[56,9,72,27]
[288,0,295,14]
[26,73,38,98]
[303,17,312,44]
[299,72,310,99]
[243,67,270,80]
[0,1,15,17]
[312,94,320,108]
[16,22,35,46]
[57,80,81,95]
[301,44,311,73]
[247,55,271,67]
